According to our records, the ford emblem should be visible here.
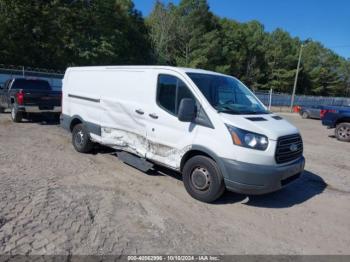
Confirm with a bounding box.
[290,144,298,152]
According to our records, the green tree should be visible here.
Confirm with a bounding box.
[302,42,346,96]
[146,1,178,64]
[218,19,267,90]
[147,0,223,69]
[0,0,153,70]
[263,29,299,92]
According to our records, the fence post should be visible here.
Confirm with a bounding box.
[268,88,272,110]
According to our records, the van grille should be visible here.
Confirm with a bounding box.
[275,134,303,164]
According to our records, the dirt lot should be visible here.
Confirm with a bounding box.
[0,112,349,255]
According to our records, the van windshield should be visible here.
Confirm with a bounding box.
[187,73,269,115]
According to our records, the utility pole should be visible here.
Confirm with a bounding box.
[268,88,273,110]
[290,44,303,112]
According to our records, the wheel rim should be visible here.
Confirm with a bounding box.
[191,167,211,191]
[338,126,350,139]
[303,112,308,118]
[11,107,15,119]
[75,130,84,146]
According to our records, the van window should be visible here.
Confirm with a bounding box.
[157,75,195,116]
[157,75,177,114]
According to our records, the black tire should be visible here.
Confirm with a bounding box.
[11,106,22,122]
[72,123,94,153]
[183,155,225,203]
[302,111,309,119]
[0,107,4,113]
[335,123,350,142]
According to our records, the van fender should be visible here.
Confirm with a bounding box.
[61,114,101,136]
[180,145,228,179]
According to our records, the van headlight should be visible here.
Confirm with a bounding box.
[225,124,269,151]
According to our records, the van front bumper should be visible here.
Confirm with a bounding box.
[222,157,305,195]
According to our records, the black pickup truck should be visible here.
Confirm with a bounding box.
[322,106,350,142]
[0,78,61,122]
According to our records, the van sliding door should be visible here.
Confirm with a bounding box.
[99,70,151,157]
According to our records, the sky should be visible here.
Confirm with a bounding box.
[133,0,350,59]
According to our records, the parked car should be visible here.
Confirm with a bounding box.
[61,66,305,203]
[299,105,324,119]
[322,106,350,142]
[0,78,61,122]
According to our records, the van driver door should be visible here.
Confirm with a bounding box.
[145,71,199,169]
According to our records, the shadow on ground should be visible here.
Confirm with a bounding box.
[21,114,60,125]
[146,165,326,208]
[218,170,326,208]
[94,148,326,208]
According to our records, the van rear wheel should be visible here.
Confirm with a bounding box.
[183,155,225,203]
[72,123,94,153]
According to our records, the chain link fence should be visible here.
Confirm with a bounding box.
[0,65,64,91]
[254,90,350,109]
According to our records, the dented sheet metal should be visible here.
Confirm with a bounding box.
[147,141,191,169]
[100,126,191,169]
[101,127,148,157]
[99,95,193,170]
[99,96,149,157]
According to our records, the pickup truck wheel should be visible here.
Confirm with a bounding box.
[11,107,22,122]
[72,123,94,153]
[302,112,309,119]
[183,155,225,203]
[335,123,350,142]
[0,107,4,113]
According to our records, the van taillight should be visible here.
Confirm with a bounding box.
[16,90,24,105]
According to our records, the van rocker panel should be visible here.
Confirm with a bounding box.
[222,157,305,195]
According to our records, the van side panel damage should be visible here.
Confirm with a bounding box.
[147,142,192,169]
[101,126,191,170]
[101,127,148,157]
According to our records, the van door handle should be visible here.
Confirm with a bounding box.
[149,113,158,119]
[135,109,144,115]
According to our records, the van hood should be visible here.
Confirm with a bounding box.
[219,113,299,141]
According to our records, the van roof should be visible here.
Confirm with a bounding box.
[65,66,227,76]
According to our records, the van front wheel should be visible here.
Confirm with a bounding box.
[183,155,225,203]
[72,124,94,153]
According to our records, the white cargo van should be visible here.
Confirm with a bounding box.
[61,66,305,202]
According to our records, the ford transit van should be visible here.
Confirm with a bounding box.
[61,66,305,202]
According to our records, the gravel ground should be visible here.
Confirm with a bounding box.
[0,112,349,255]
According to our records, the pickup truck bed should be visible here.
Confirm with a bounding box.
[322,106,350,142]
[0,78,61,122]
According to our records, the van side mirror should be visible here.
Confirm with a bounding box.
[178,98,196,122]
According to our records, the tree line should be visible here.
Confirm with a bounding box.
[0,0,349,96]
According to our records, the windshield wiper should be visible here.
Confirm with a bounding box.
[215,105,243,114]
